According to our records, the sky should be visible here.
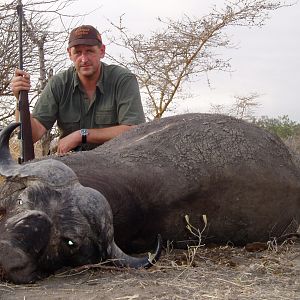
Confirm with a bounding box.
[3,0,299,121]
[67,0,300,121]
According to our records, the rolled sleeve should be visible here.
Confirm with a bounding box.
[32,78,59,130]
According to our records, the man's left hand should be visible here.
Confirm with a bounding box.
[57,131,81,155]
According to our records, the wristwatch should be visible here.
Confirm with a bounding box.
[80,129,89,144]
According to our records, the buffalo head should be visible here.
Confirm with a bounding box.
[0,123,161,284]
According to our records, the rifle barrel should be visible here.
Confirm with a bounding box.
[17,0,35,162]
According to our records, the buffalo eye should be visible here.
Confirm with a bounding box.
[62,238,77,249]
[17,198,23,205]
[67,240,75,247]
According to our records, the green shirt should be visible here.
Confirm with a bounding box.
[32,62,145,148]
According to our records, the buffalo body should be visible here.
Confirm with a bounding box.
[58,113,300,250]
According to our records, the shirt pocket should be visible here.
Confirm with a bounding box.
[95,109,118,126]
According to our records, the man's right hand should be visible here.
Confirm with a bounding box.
[11,69,31,99]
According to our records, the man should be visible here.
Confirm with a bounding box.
[11,25,145,155]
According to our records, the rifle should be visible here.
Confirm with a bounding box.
[16,0,35,163]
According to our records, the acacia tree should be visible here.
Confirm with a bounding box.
[0,0,77,126]
[210,92,261,120]
[0,2,23,123]
[107,0,290,119]
[0,0,81,155]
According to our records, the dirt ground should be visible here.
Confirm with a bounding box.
[0,240,299,300]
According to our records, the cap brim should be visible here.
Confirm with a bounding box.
[68,39,102,48]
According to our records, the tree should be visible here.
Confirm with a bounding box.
[0,2,22,123]
[0,0,82,155]
[210,92,261,120]
[107,0,291,119]
[0,0,78,127]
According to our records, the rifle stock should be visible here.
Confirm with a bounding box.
[17,0,34,163]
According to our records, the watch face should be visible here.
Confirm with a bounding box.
[81,129,88,136]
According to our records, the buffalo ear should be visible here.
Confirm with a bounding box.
[76,186,113,233]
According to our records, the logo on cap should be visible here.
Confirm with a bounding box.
[68,25,102,48]
[74,27,91,38]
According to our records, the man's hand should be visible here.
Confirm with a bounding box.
[57,131,81,155]
[56,125,133,155]
[11,69,31,99]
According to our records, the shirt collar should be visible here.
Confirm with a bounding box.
[72,62,104,94]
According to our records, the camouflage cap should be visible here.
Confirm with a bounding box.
[68,25,102,48]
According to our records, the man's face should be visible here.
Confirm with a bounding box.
[68,44,105,79]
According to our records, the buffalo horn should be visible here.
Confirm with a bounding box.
[111,234,162,269]
[0,122,21,176]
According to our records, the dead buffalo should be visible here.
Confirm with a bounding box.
[0,123,161,284]
[1,113,300,283]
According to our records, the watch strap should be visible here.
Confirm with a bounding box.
[80,129,88,144]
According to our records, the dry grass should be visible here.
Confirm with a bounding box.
[0,241,299,300]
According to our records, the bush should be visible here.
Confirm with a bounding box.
[252,115,300,140]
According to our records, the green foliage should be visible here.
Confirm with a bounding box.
[252,115,300,139]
